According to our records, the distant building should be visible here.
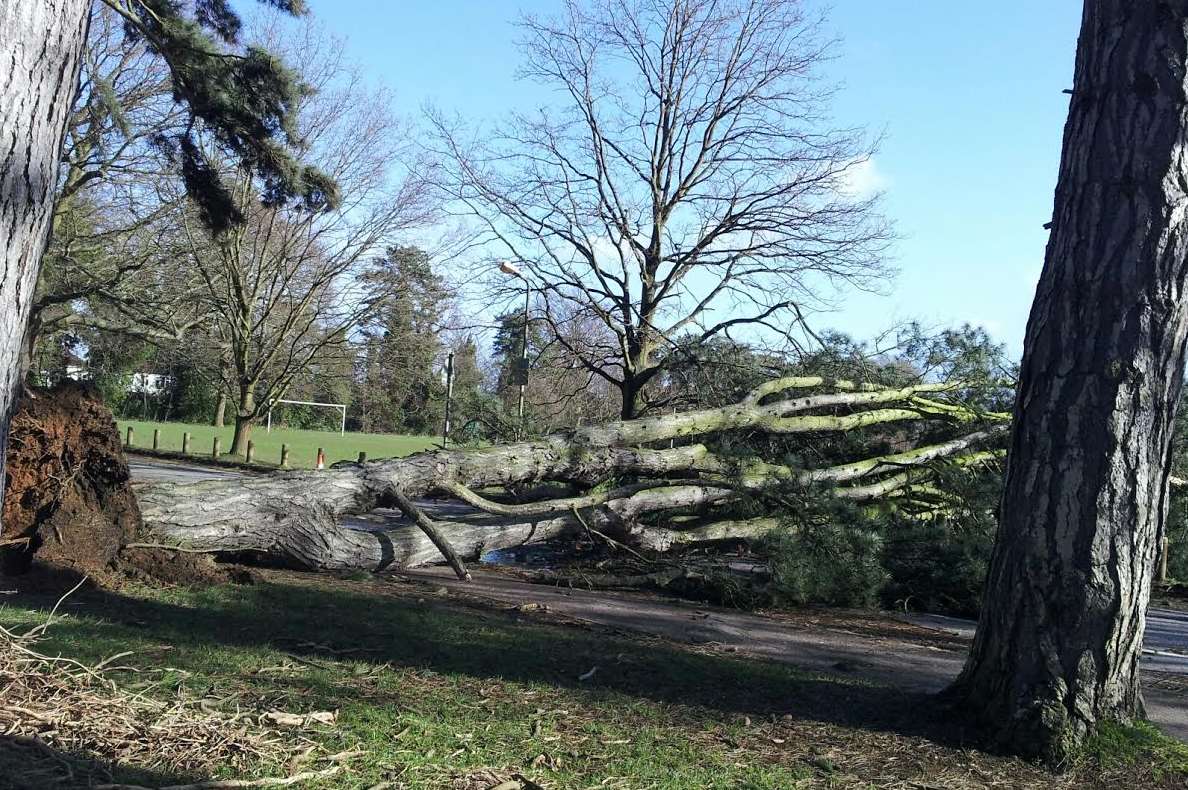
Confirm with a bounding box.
[39,365,174,396]
[129,372,172,394]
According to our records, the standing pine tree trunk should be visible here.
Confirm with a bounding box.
[0,1,91,531]
[950,1,1188,761]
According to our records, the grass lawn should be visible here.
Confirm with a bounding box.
[116,418,438,468]
[2,570,1186,789]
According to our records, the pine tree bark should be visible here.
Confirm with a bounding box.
[950,1,1188,761]
[0,1,91,533]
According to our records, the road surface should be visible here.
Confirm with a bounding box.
[905,610,1188,675]
[128,458,247,483]
[128,454,1188,740]
[409,566,1188,742]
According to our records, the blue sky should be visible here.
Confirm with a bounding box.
[306,1,1083,356]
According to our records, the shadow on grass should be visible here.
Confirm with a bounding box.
[11,575,976,751]
[0,734,196,789]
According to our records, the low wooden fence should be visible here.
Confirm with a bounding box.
[123,426,369,470]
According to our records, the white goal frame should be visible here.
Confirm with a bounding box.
[266,399,346,436]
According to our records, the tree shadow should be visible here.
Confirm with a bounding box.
[8,572,980,753]
[0,734,196,789]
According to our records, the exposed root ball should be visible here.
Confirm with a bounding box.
[1,382,139,576]
[0,383,247,587]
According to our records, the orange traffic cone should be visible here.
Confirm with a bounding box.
[316,447,325,470]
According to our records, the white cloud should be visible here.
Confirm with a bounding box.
[839,157,889,199]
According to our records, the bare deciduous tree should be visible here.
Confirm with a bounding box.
[176,23,431,454]
[430,0,891,419]
[29,4,200,369]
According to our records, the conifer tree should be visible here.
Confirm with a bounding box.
[0,0,335,531]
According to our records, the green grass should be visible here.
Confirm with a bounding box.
[3,573,1185,788]
[3,577,831,788]
[1082,720,1188,778]
[116,418,438,468]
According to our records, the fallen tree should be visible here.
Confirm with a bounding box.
[130,377,1009,575]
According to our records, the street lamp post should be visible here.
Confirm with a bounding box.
[498,261,531,424]
[441,351,454,448]
[517,278,530,421]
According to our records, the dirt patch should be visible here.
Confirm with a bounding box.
[1,383,250,588]
[118,546,257,586]
[2,382,139,576]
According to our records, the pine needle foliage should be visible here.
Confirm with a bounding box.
[104,0,337,233]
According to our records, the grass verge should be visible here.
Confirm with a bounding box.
[0,570,1183,789]
[116,418,437,469]
[1081,720,1188,779]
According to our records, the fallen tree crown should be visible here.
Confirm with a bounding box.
[134,377,1010,575]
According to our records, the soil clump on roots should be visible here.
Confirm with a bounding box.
[1,382,242,587]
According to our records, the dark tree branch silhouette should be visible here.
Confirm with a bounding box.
[429,0,891,419]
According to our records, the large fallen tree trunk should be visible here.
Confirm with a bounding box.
[132,378,1009,573]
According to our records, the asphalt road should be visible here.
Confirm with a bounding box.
[904,610,1188,675]
[128,454,1188,740]
[408,565,1188,742]
[128,458,247,483]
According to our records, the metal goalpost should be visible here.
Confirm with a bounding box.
[265,399,347,436]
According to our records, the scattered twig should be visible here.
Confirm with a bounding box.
[96,765,341,790]
[124,542,214,554]
[569,506,653,564]
[94,650,137,670]
[25,575,88,638]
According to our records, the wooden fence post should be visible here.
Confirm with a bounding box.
[212,436,221,460]
[125,426,134,448]
[280,444,290,468]
[357,451,367,464]
[246,440,255,464]
[182,432,191,454]
[152,429,160,451]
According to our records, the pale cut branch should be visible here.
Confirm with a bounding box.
[388,485,471,580]
[743,376,898,403]
[442,480,662,518]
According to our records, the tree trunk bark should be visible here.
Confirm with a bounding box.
[0,1,91,533]
[231,415,253,456]
[20,310,43,386]
[620,376,642,421]
[620,339,654,420]
[213,391,226,427]
[949,1,1188,762]
[230,389,255,455]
